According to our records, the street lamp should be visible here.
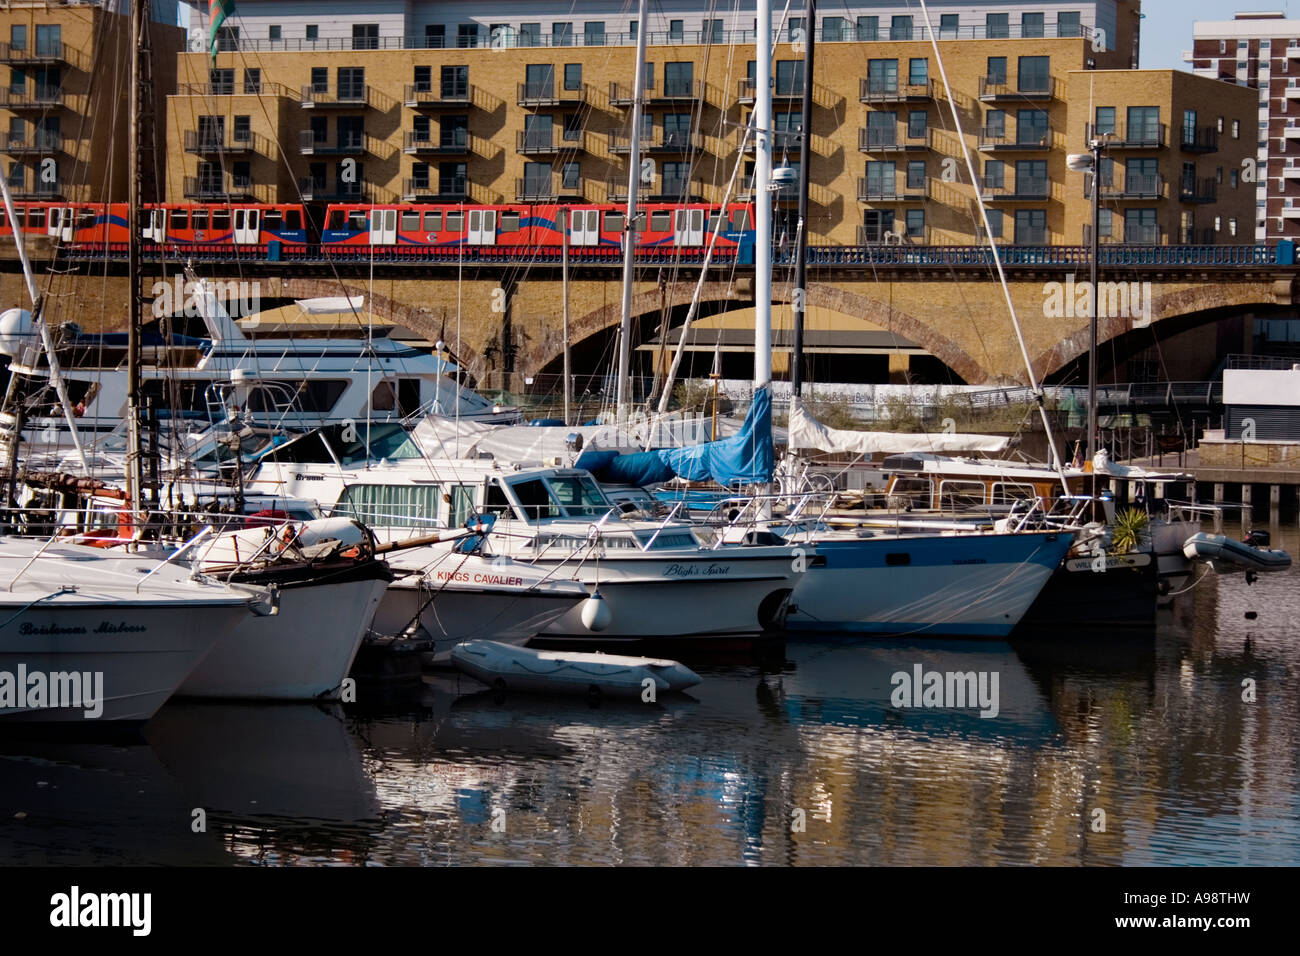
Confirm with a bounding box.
[1068,134,1114,470]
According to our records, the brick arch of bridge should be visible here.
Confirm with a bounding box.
[272,277,490,382]
[1030,281,1286,380]
[527,281,984,383]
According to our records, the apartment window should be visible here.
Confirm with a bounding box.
[1219,40,1226,54]
[1094,106,1116,135]
[1127,106,1160,142]
[231,161,251,190]
[1231,168,1239,187]
[233,115,250,143]
[309,116,327,144]
[10,25,25,50]
[1017,109,1049,145]
[562,162,580,189]
[1215,165,1223,184]
[867,59,898,95]
[1232,119,1240,138]
[439,162,467,196]
[862,210,895,241]
[36,24,63,56]
[352,24,378,50]
[197,115,224,147]
[269,25,281,42]
[939,15,959,39]
[906,209,925,238]
[644,62,655,90]
[1022,13,1044,38]
[412,115,431,142]
[306,24,318,42]
[1017,159,1048,196]
[424,25,445,49]
[1014,209,1047,244]
[410,162,431,190]
[553,22,573,47]
[986,14,1009,39]
[413,66,431,93]
[564,64,582,91]
[706,19,724,44]
[1098,156,1115,187]
[629,21,638,42]
[788,19,805,42]
[210,69,234,95]
[309,68,327,94]
[522,161,549,196]
[1183,109,1197,145]
[519,23,540,47]
[865,161,895,196]
[243,69,261,94]
[908,111,927,139]
[1124,208,1158,243]
[906,160,926,190]
[523,114,552,149]
[984,159,1005,188]
[890,16,913,41]
[857,17,879,41]
[909,59,928,86]
[1018,56,1050,94]
[563,113,583,143]
[985,109,1006,138]
[1058,12,1081,38]
[774,60,803,97]
[1229,217,1238,236]
[987,57,1007,85]
[823,17,846,42]
[441,65,468,99]
[337,116,364,151]
[1097,208,1113,240]
[584,22,604,46]
[670,20,684,42]
[8,67,22,98]
[867,111,897,147]
[7,117,22,147]
[338,68,365,101]
[442,116,467,148]
[665,62,694,97]
[985,209,1003,239]
[457,24,480,48]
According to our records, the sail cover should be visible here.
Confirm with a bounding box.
[787,401,1009,454]
[657,384,773,485]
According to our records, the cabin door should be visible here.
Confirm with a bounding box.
[233,208,261,244]
[674,208,704,245]
[467,209,496,245]
[369,208,398,245]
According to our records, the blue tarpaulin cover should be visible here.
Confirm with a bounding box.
[657,385,772,486]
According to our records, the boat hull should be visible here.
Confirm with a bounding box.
[1018,551,1159,630]
[784,531,1074,638]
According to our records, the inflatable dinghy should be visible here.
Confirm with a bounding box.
[451,640,701,698]
[1183,532,1291,574]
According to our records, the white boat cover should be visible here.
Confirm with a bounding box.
[787,402,1010,454]
[294,295,366,315]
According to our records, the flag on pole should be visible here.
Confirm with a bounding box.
[208,0,236,61]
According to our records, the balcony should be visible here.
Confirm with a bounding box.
[1086,122,1166,149]
[981,176,1050,201]
[608,82,646,108]
[404,130,471,155]
[740,130,803,154]
[402,177,467,202]
[0,86,63,109]
[737,78,808,104]
[1288,42,1300,58]
[855,225,928,245]
[1179,127,1219,153]
[979,75,1053,102]
[184,176,257,201]
[4,182,61,200]
[515,175,585,202]
[606,177,704,202]
[977,125,1052,151]
[0,41,64,65]
[517,129,588,154]
[1123,226,1165,244]
[1179,177,1217,203]
[649,79,703,104]
[517,80,588,107]
[858,176,929,202]
[175,81,294,99]
[300,85,370,108]
[183,130,255,155]
[1094,172,1165,200]
[1282,161,1300,179]
[859,126,931,153]
[299,178,370,202]
[404,83,474,108]
[1,131,61,155]
[610,130,704,154]
[1282,199,1300,217]
[859,78,935,104]
[299,130,368,155]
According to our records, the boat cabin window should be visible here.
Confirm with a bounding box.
[546,474,609,517]
[335,483,439,529]
[484,480,513,517]
[991,482,1037,505]
[511,478,560,521]
[937,480,987,511]
[889,477,932,507]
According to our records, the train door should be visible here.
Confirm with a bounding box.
[143,208,166,243]
[369,208,398,245]
[674,207,705,245]
[233,208,261,244]
[47,206,74,242]
[467,209,496,245]
[569,208,599,246]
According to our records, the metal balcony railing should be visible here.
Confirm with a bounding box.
[404,82,472,107]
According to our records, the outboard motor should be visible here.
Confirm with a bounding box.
[1245,529,1271,548]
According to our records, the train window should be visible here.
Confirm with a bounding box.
[445,211,463,232]
[284,209,302,231]
[650,210,671,232]
[347,212,367,231]
[708,212,722,234]
[170,209,188,230]
[28,208,45,229]
[499,211,520,233]
[400,211,420,231]
[633,211,646,233]
[264,210,283,231]
[731,210,751,231]
[327,209,346,229]
[605,212,624,233]
[191,210,209,230]
[212,210,231,232]
[424,211,442,231]
[76,210,95,230]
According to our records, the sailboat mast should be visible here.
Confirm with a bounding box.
[754,0,772,390]
[791,0,815,406]
[615,0,649,423]
[125,0,147,517]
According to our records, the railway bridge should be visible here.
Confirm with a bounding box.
[3,243,1298,395]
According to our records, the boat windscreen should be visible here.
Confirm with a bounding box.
[546,474,611,517]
